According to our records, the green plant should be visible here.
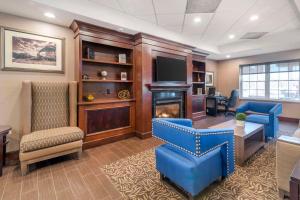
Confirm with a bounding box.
[235,113,247,121]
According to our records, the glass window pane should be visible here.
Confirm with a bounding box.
[289,91,300,99]
[270,90,278,99]
[242,74,249,81]
[257,90,265,97]
[242,66,250,74]
[249,74,257,81]
[270,64,279,72]
[270,73,279,80]
[270,81,278,90]
[249,82,257,89]
[257,82,265,89]
[279,72,289,80]
[289,62,299,71]
[289,71,299,80]
[279,81,288,90]
[242,82,249,89]
[279,63,289,71]
[249,90,256,97]
[279,90,289,99]
[258,65,265,73]
[289,81,299,90]
[250,65,257,73]
[257,74,265,81]
[242,90,249,98]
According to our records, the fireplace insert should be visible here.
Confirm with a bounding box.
[152,91,185,118]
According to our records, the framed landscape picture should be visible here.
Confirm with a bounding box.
[1,27,64,73]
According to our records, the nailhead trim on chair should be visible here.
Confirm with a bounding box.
[152,119,235,176]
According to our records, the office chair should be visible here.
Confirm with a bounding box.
[218,89,239,116]
[207,87,216,96]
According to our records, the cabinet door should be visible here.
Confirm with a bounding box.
[78,102,135,139]
[192,95,205,113]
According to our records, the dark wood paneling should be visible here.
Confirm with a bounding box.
[87,106,130,134]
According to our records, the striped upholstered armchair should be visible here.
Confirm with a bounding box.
[20,81,84,175]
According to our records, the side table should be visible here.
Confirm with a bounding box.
[0,126,11,176]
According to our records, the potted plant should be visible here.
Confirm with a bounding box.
[235,113,247,127]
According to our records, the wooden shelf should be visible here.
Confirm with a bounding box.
[193,71,205,73]
[192,82,205,84]
[78,98,136,105]
[82,79,133,83]
[82,58,133,66]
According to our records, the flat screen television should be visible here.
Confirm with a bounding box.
[156,56,187,82]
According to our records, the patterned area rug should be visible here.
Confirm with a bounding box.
[102,143,279,200]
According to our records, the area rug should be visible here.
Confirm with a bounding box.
[102,143,279,200]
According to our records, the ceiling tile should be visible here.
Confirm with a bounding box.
[157,14,184,26]
[163,26,182,32]
[182,13,214,35]
[135,14,157,24]
[117,0,154,15]
[153,0,187,14]
[90,0,123,11]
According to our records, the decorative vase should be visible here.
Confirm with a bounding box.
[236,120,245,127]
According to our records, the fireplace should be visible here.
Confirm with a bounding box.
[152,91,185,118]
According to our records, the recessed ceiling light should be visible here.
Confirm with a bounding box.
[193,17,201,23]
[226,55,231,58]
[44,12,55,19]
[250,15,259,21]
[228,34,235,39]
[118,27,124,31]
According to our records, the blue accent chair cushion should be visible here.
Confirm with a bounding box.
[236,101,282,139]
[152,118,235,198]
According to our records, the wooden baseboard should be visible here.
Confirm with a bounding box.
[278,116,300,123]
[83,132,136,149]
[135,131,152,139]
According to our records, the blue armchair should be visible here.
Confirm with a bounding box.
[152,118,235,199]
[236,101,282,139]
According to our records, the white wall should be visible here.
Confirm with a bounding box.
[0,13,75,151]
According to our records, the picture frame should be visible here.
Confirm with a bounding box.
[205,71,214,86]
[0,27,65,73]
[121,72,127,81]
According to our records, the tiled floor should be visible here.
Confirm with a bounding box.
[0,116,298,200]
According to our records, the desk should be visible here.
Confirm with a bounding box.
[0,126,10,176]
[290,159,300,200]
[206,96,227,116]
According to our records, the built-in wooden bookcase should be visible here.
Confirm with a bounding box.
[191,52,206,120]
[71,20,136,149]
[192,60,206,95]
[80,41,134,104]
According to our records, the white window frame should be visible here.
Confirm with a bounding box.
[239,59,300,103]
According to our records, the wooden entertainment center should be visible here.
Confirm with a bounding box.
[71,20,208,148]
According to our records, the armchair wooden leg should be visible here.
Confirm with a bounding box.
[20,162,28,176]
[76,149,82,160]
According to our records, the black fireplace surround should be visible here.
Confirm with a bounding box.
[152,91,185,118]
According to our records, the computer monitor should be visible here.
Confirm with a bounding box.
[208,87,216,96]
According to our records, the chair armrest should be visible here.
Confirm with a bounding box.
[277,135,300,191]
[269,103,282,116]
[278,135,300,146]
[195,128,235,176]
[236,102,249,113]
[160,118,193,128]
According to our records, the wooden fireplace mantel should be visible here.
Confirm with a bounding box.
[146,83,192,91]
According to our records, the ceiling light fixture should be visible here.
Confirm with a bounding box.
[228,34,235,39]
[44,12,55,19]
[193,17,201,23]
[250,15,259,21]
[226,55,231,58]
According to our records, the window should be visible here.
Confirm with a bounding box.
[240,60,300,101]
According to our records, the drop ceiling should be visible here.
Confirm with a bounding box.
[0,0,300,60]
